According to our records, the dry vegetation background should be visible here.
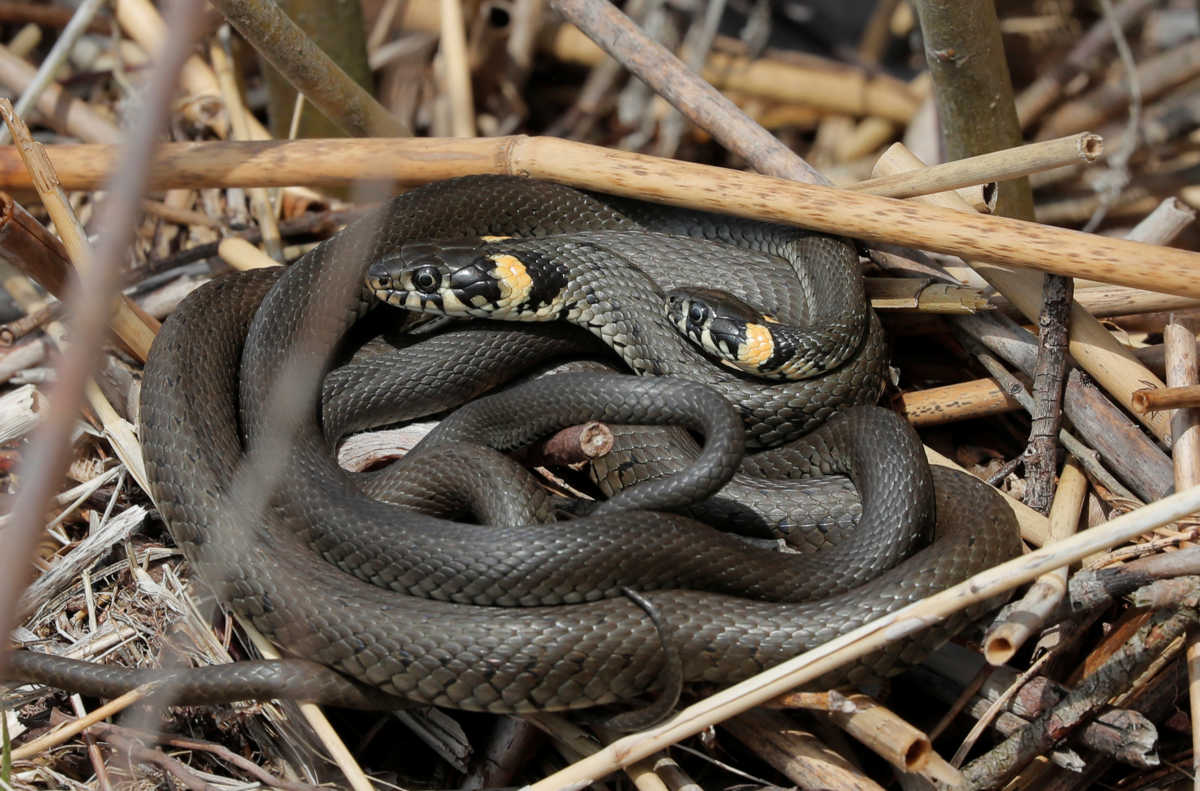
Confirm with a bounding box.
[2,0,1200,789]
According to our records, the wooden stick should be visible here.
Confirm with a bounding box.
[1132,385,1200,414]
[983,457,1087,664]
[1,136,1198,301]
[851,133,1102,199]
[526,481,1200,791]
[893,378,1020,427]
[872,143,1172,442]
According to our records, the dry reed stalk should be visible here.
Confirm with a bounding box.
[398,0,917,120]
[528,714,675,791]
[1132,385,1200,414]
[0,44,122,144]
[0,0,106,149]
[112,0,234,136]
[208,0,410,138]
[1015,0,1156,129]
[1162,315,1200,790]
[140,198,220,228]
[824,693,931,772]
[7,24,40,59]
[9,686,152,762]
[852,133,1102,199]
[219,237,281,270]
[1069,287,1200,318]
[526,481,1200,791]
[873,143,1172,443]
[1166,317,1200,487]
[983,458,1087,665]
[236,618,374,791]
[1189,636,1200,790]
[4,136,1200,301]
[722,709,886,791]
[210,30,282,261]
[0,382,45,443]
[1038,37,1200,139]
[548,0,823,184]
[439,0,475,136]
[894,378,1020,427]
[865,277,989,313]
[0,102,158,362]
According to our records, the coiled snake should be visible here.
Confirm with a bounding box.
[7,176,1021,716]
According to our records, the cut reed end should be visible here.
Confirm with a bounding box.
[983,633,1017,666]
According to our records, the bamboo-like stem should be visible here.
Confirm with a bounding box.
[873,144,1172,442]
[865,277,988,313]
[210,29,282,261]
[893,378,1020,427]
[1188,633,1200,791]
[526,481,1200,791]
[1015,0,1155,129]
[722,709,886,791]
[0,0,107,146]
[207,0,411,138]
[983,458,1087,664]
[824,693,931,772]
[851,133,1101,199]
[0,44,122,144]
[1132,385,1200,414]
[1038,37,1200,140]
[0,103,158,362]
[219,237,281,271]
[1067,287,1200,318]
[401,0,916,119]
[2,137,1200,302]
[439,0,475,137]
[1167,317,1200,487]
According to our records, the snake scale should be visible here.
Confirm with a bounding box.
[6,176,1021,715]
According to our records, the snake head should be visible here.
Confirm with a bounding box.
[368,241,498,317]
[367,240,570,320]
[665,287,796,380]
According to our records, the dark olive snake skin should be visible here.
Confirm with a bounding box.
[6,176,1021,714]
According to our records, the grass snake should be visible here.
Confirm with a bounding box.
[7,176,1021,716]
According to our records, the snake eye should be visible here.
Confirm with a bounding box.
[412,266,441,294]
[688,302,709,326]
